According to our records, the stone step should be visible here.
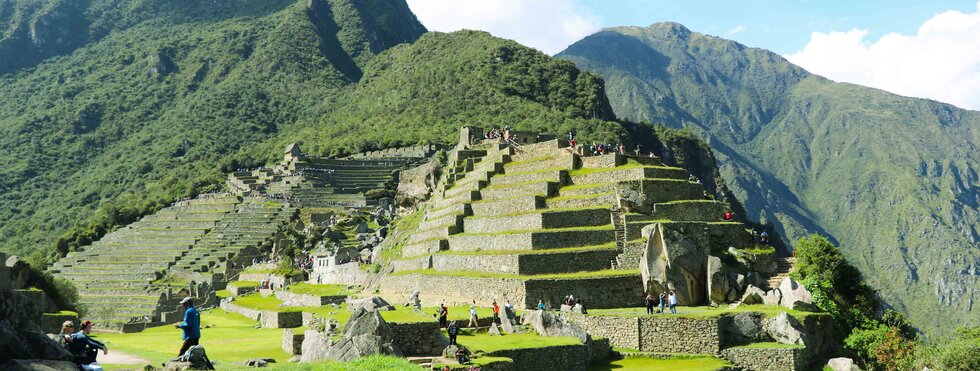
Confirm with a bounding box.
[430,190,480,211]
[408,225,460,245]
[430,245,620,275]
[470,195,544,216]
[546,192,617,209]
[402,239,448,258]
[558,184,617,198]
[447,227,616,252]
[417,213,464,233]
[479,181,558,201]
[462,208,611,234]
[568,166,687,185]
[426,203,471,221]
[491,169,565,187]
[503,153,577,174]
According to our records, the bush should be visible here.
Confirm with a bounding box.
[917,327,980,371]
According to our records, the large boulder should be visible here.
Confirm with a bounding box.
[738,285,767,305]
[520,310,589,344]
[827,357,861,371]
[723,312,770,344]
[707,256,733,305]
[765,312,809,346]
[641,224,708,305]
[0,359,79,371]
[346,296,394,312]
[762,288,782,306]
[321,308,402,362]
[777,277,816,311]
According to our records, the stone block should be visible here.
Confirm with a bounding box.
[283,327,304,355]
[470,195,543,216]
[480,181,557,200]
[402,239,447,258]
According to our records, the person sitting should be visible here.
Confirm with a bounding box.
[724,211,733,221]
[56,320,74,348]
[69,320,107,366]
[455,345,472,364]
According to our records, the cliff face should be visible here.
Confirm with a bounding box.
[559,22,980,336]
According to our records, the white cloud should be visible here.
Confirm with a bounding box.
[785,2,980,110]
[406,0,601,55]
[727,25,745,36]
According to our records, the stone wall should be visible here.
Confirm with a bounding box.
[402,239,446,257]
[721,346,808,371]
[524,275,644,309]
[580,153,622,169]
[505,153,576,174]
[274,290,347,306]
[380,274,526,307]
[651,200,727,221]
[390,321,446,356]
[321,262,370,286]
[463,208,610,234]
[238,272,306,290]
[41,312,78,334]
[516,249,619,275]
[219,300,302,328]
[568,314,721,354]
[470,195,542,216]
[567,314,640,350]
[392,255,433,272]
[491,170,564,186]
[432,254,520,274]
[282,327,304,355]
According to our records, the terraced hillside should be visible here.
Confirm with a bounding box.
[49,195,294,331]
[382,136,758,308]
[227,145,432,207]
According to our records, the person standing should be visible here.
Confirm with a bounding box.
[491,301,500,324]
[467,304,479,328]
[68,320,107,365]
[668,291,678,315]
[174,297,201,356]
[447,321,459,345]
[644,294,655,315]
[537,300,546,311]
[659,291,667,314]
[438,303,448,329]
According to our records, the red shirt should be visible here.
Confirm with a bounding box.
[493,305,499,314]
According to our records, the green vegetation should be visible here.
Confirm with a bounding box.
[285,283,353,297]
[450,328,581,353]
[558,21,980,337]
[228,281,261,289]
[96,309,289,368]
[232,293,304,312]
[588,355,732,371]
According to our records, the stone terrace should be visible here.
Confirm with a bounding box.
[382,136,753,309]
[49,195,293,331]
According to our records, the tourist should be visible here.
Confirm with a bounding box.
[567,132,573,141]
[439,303,448,328]
[635,144,642,156]
[468,304,479,328]
[760,231,769,245]
[492,301,500,324]
[447,321,460,345]
[56,320,74,348]
[455,344,472,365]
[644,294,655,315]
[537,300,545,311]
[724,211,733,221]
[565,294,575,307]
[577,300,588,314]
[659,291,667,314]
[668,291,678,315]
[174,297,201,356]
[69,320,107,366]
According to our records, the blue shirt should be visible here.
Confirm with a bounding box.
[178,306,201,340]
[68,332,106,356]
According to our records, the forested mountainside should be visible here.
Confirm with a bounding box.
[0,0,650,269]
[558,22,980,336]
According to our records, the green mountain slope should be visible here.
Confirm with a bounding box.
[0,0,426,259]
[0,0,641,271]
[558,22,980,336]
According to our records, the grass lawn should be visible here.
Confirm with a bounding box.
[286,283,354,297]
[298,303,434,328]
[588,355,732,371]
[96,309,289,370]
[586,304,819,319]
[449,329,581,353]
[232,294,304,313]
[227,281,260,288]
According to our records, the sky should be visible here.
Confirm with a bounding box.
[406,0,980,111]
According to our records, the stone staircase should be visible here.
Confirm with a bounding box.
[383,136,746,309]
[729,256,798,308]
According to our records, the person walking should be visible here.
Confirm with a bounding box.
[468,304,479,328]
[68,320,107,366]
[174,297,201,356]
[644,294,655,315]
[668,291,678,315]
[447,321,459,345]
[492,301,500,324]
[658,291,667,314]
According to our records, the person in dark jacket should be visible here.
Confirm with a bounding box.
[69,320,107,365]
[438,303,448,329]
[174,297,201,356]
[447,321,460,346]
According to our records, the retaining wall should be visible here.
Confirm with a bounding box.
[721,346,809,371]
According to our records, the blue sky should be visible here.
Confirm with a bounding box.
[407,0,980,110]
[579,0,977,54]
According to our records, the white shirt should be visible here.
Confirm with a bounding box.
[669,294,677,305]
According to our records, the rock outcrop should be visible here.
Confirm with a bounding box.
[347,296,394,312]
[321,308,402,362]
[0,289,74,366]
[707,256,734,305]
[765,312,809,346]
[777,277,816,311]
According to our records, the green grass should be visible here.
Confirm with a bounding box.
[389,268,641,281]
[734,342,804,349]
[285,283,354,297]
[588,355,732,371]
[228,281,260,288]
[215,289,231,299]
[439,356,514,370]
[587,304,820,319]
[232,294,304,313]
[299,303,433,326]
[451,329,581,353]
[96,309,289,369]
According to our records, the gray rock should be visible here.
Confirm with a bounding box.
[488,322,501,336]
[762,288,782,306]
[641,224,708,305]
[346,296,394,312]
[724,312,770,343]
[442,344,460,358]
[733,273,746,292]
[521,310,589,344]
[405,291,421,310]
[827,357,861,371]
[354,223,370,234]
[321,308,402,361]
[739,285,766,305]
[0,359,81,371]
[765,312,809,346]
[499,307,519,334]
[244,358,276,367]
[707,256,732,305]
[777,277,817,311]
[745,271,766,288]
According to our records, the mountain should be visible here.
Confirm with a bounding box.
[0,0,631,266]
[558,22,980,336]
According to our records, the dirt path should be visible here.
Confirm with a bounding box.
[100,349,150,365]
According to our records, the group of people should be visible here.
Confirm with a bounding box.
[644,290,679,315]
[55,297,201,370]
